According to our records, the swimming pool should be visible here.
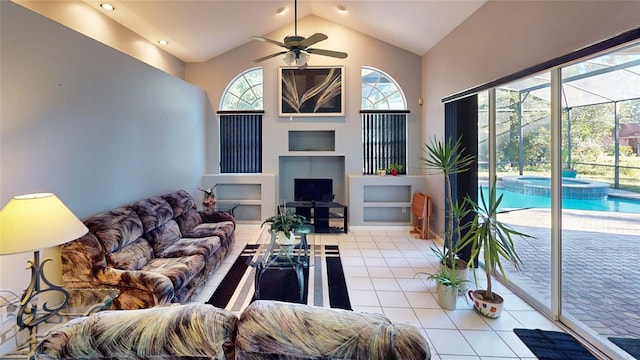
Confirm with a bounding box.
[488,187,640,214]
[502,175,610,200]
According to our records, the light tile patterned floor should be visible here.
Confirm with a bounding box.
[194,224,566,359]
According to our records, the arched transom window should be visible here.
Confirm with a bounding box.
[220,67,263,110]
[361,66,406,110]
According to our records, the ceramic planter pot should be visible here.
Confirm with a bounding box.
[468,289,504,318]
[439,264,469,292]
[275,231,296,245]
[436,283,458,310]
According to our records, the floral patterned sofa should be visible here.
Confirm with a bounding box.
[61,190,235,310]
[33,300,431,359]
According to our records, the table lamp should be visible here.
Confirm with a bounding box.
[0,193,88,331]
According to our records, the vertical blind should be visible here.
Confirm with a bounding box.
[361,112,408,175]
[219,113,262,173]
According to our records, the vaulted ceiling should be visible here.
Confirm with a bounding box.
[78,0,486,63]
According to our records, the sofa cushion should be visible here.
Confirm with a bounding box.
[105,237,154,270]
[174,208,203,233]
[162,189,197,218]
[160,236,222,259]
[146,220,182,255]
[142,255,205,291]
[61,233,108,284]
[85,207,144,254]
[33,303,238,359]
[235,300,430,360]
[183,220,235,239]
[130,196,174,232]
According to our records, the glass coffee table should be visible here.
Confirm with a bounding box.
[247,225,314,303]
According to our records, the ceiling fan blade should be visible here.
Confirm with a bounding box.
[299,33,328,48]
[306,48,348,59]
[251,36,285,48]
[252,51,288,63]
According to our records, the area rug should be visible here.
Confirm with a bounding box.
[513,328,597,360]
[608,337,640,359]
[207,244,351,312]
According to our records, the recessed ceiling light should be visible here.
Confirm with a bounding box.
[276,7,286,15]
[336,5,347,12]
[158,40,169,45]
[100,3,115,11]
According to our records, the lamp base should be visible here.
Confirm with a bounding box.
[17,250,69,331]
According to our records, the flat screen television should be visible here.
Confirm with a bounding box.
[294,178,333,202]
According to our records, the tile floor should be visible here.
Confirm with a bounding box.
[194,224,568,360]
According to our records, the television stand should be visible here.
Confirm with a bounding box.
[284,201,348,234]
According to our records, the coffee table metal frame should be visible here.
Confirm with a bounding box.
[247,225,314,303]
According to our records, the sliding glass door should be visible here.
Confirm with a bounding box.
[485,74,554,311]
[559,43,640,356]
[470,39,640,359]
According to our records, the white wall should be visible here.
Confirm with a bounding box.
[13,0,185,78]
[186,15,423,210]
[0,2,208,307]
[422,0,640,235]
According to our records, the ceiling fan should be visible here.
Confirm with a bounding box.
[251,0,348,67]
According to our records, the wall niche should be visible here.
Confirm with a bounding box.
[288,130,335,151]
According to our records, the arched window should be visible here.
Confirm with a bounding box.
[361,66,406,110]
[220,67,263,110]
[361,67,409,175]
[219,68,264,173]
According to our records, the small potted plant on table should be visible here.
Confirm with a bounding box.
[198,186,217,214]
[262,208,307,245]
[387,163,403,176]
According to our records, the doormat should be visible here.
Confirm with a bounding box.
[207,244,351,312]
[513,328,597,360]
[608,337,640,359]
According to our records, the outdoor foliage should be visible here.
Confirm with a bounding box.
[489,90,640,190]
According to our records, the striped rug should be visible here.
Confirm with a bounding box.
[207,244,351,312]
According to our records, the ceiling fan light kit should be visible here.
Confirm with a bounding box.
[284,50,310,67]
[251,0,348,68]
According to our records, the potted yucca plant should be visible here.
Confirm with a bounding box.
[419,136,475,285]
[457,178,533,318]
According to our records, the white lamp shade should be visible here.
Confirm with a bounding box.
[283,51,309,67]
[283,51,296,65]
[296,53,310,67]
[0,193,88,255]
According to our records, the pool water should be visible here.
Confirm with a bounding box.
[483,187,640,214]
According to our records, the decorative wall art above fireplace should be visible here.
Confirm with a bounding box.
[279,66,344,117]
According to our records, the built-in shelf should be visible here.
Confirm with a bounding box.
[201,174,276,223]
[288,130,335,151]
[215,184,261,201]
[363,185,412,203]
[348,175,427,226]
[363,207,411,223]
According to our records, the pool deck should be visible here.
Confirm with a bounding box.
[609,187,640,200]
[499,207,640,340]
